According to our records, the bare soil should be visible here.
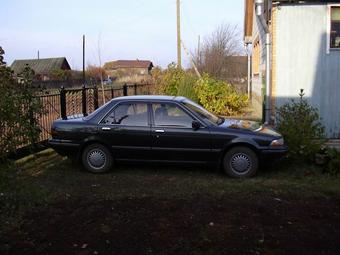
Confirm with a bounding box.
[2,194,340,255]
[1,152,340,255]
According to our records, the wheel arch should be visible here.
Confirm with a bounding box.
[77,136,112,161]
[219,139,260,168]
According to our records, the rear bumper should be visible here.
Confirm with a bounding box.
[48,139,80,157]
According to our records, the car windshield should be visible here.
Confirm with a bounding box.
[182,99,223,125]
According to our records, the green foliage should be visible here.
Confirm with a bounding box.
[176,72,199,102]
[195,74,248,116]
[152,63,199,101]
[323,148,340,176]
[276,89,325,161]
[153,64,248,115]
[0,47,44,161]
[162,63,186,96]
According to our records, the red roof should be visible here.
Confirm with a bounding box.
[104,60,153,70]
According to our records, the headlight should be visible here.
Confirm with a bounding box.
[270,138,284,147]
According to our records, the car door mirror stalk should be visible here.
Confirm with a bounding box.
[192,120,201,130]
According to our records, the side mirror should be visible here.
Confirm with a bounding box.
[192,120,201,130]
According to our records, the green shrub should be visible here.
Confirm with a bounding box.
[152,63,199,101]
[162,63,185,96]
[276,89,325,161]
[152,65,248,115]
[195,74,248,116]
[176,72,198,102]
[323,148,340,176]
[0,47,44,161]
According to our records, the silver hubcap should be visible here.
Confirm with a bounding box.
[230,153,252,174]
[87,149,106,170]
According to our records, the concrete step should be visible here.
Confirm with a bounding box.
[325,139,340,149]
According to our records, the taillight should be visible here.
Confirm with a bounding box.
[51,127,58,137]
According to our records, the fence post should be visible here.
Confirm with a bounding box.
[82,84,88,117]
[94,84,99,110]
[123,83,128,96]
[60,86,67,120]
[134,83,137,95]
[111,86,114,99]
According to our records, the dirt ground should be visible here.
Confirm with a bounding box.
[2,194,340,255]
[1,152,340,254]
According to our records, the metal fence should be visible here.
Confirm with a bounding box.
[36,83,153,144]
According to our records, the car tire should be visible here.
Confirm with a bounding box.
[223,146,258,178]
[82,143,113,173]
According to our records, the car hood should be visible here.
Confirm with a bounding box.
[220,119,281,137]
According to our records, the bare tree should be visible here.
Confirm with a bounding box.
[86,65,107,82]
[194,24,243,81]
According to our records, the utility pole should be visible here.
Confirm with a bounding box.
[176,0,182,68]
[37,50,40,59]
[197,35,200,68]
[82,35,86,84]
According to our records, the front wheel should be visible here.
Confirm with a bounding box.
[223,146,258,178]
[82,143,113,173]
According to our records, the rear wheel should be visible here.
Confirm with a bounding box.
[223,146,258,178]
[82,143,113,173]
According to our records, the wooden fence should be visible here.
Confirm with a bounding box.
[36,83,154,143]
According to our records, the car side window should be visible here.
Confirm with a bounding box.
[152,103,193,128]
[103,103,148,126]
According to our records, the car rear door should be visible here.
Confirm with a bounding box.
[150,102,212,162]
[99,101,152,160]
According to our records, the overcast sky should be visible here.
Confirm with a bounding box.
[1,0,244,69]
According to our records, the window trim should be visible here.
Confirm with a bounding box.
[99,101,151,127]
[327,4,340,54]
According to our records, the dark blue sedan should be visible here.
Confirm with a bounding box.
[49,96,287,178]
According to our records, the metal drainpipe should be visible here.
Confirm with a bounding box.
[265,32,271,124]
[255,0,271,124]
[245,42,252,100]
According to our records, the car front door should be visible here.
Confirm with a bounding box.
[99,101,151,160]
[150,102,212,162]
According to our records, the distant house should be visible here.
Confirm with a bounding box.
[11,57,71,81]
[103,60,153,83]
[244,0,340,138]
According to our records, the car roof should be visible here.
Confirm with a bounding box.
[112,95,187,102]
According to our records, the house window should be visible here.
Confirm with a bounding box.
[330,7,340,48]
[252,39,260,74]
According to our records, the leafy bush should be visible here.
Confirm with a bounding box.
[323,148,340,176]
[276,89,325,161]
[0,47,44,161]
[152,63,198,101]
[176,72,198,102]
[162,63,186,96]
[152,65,248,115]
[195,74,248,116]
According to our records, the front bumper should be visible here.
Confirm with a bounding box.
[260,146,288,161]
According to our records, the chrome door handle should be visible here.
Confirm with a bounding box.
[102,127,111,131]
[154,129,165,133]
